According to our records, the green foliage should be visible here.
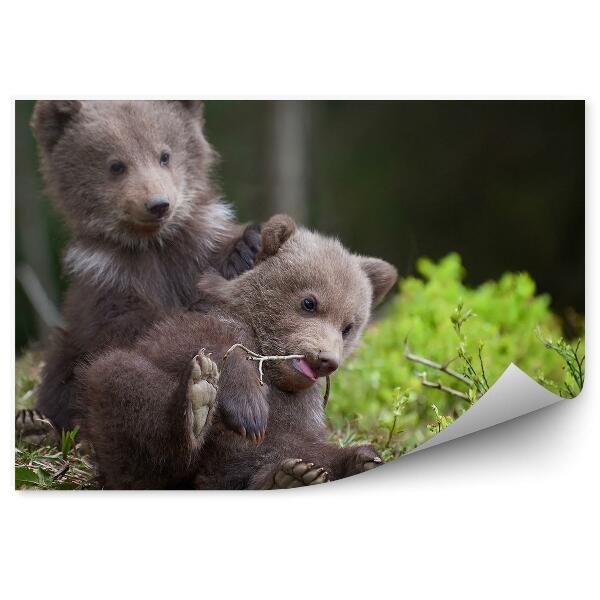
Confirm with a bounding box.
[535,329,585,398]
[61,426,80,460]
[379,388,409,462]
[15,360,95,490]
[328,253,582,457]
[428,404,455,435]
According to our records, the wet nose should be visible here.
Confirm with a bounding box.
[318,352,339,376]
[145,196,170,219]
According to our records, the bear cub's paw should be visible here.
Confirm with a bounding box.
[220,385,269,445]
[222,222,263,280]
[261,458,330,489]
[347,445,383,476]
[15,409,57,446]
[188,350,219,440]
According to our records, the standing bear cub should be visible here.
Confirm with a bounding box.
[20,100,261,439]
[78,215,398,489]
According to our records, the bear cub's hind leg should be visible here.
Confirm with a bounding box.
[188,350,219,442]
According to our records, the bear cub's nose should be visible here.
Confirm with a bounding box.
[317,352,339,376]
[145,196,170,219]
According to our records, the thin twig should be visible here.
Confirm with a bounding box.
[51,463,69,481]
[223,343,304,386]
[418,373,470,401]
[323,375,331,408]
[404,341,473,386]
[562,381,575,399]
[478,346,490,392]
[460,351,487,396]
[385,414,398,450]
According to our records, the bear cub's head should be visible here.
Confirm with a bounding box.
[210,215,398,393]
[31,101,216,246]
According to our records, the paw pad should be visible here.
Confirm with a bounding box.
[188,350,219,439]
[270,458,329,489]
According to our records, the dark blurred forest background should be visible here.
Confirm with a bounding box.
[15,100,584,353]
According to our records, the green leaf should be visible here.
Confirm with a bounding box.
[15,466,40,486]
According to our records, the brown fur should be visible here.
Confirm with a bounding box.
[78,215,398,489]
[30,100,262,432]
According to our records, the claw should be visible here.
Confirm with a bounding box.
[15,408,56,445]
[302,467,323,485]
[311,470,329,485]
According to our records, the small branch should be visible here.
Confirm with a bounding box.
[478,346,490,391]
[51,463,69,481]
[323,375,331,408]
[385,414,398,450]
[223,343,304,386]
[562,381,575,399]
[419,374,470,401]
[404,341,472,386]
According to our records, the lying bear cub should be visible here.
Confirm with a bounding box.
[78,215,397,489]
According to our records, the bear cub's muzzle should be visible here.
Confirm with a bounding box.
[145,196,171,220]
[292,351,339,381]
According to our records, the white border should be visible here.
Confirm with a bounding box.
[1,2,597,599]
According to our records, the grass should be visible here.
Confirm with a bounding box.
[15,353,97,490]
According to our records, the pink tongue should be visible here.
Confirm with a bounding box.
[293,358,317,380]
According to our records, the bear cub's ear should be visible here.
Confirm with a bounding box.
[257,214,297,262]
[360,257,398,306]
[171,100,204,120]
[31,101,82,152]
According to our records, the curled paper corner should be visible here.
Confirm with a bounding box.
[407,363,564,455]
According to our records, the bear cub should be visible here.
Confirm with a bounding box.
[22,100,260,438]
[78,215,398,489]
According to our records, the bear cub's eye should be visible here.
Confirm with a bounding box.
[160,151,170,167]
[109,161,126,176]
[342,323,353,337]
[301,296,317,312]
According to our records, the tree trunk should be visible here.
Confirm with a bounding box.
[270,101,310,224]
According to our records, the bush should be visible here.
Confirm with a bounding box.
[327,253,583,458]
